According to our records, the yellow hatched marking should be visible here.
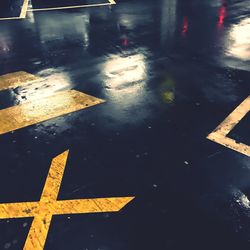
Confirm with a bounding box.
[0,89,105,135]
[0,151,134,249]
[0,71,41,91]
[207,96,250,157]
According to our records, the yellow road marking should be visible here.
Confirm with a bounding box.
[20,0,29,18]
[28,0,116,12]
[0,71,41,91]
[0,150,134,249]
[0,89,105,135]
[0,17,21,21]
[0,0,28,21]
[207,96,250,157]
[0,0,116,20]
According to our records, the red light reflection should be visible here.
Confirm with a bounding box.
[122,38,129,47]
[218,2,227,27]
[182,16,188,35]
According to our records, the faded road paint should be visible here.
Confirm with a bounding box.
[0,151,134,249]
[207,96,250,157]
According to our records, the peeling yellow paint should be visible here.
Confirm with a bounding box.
[0,151,134,249]
[207,95,250,157]
[0,71,41,91]
[0,89,105,135]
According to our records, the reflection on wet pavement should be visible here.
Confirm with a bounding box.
[227,17,250,60]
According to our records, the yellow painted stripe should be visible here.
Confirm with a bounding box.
[207,96,250,157]
[20,0,29,18]
[41,150,69,202]
[0,71,41,91]
[0,17,21,21]
[0,150,134,250]
[0,197,134,219]
[207,133,250,157]
[0,0,28,20]
[26,214,52,250]
[209,96,250,137]
[0,90,105,135]
[0,197,134,249]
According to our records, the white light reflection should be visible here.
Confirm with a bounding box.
[36,13,90,49]
[0,28,12,55]
[236,193,250,209]
[102,53,150,124]
[26,0,35,23]
[104,54,146,87]
[118,10,153,30]
[10,70,75,135]
[13,70,73,104]
[0,36,10,54]
[227,18,250,60]
[104,54,146,103]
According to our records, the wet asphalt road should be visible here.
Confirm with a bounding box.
[0,0,250,249]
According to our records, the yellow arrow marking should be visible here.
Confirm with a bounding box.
[207,95,250,157]
[0,151,134,249]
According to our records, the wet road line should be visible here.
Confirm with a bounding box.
[108,0,117,4]
[0,150,134,249]
[0,71,41,91]
[0,89,105,135]
[207,96,250,157]
[0,17,21,21]
[0,0,116,20]
[28,0,116,12]
[0,0,28,21]
[20,0,29,18]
